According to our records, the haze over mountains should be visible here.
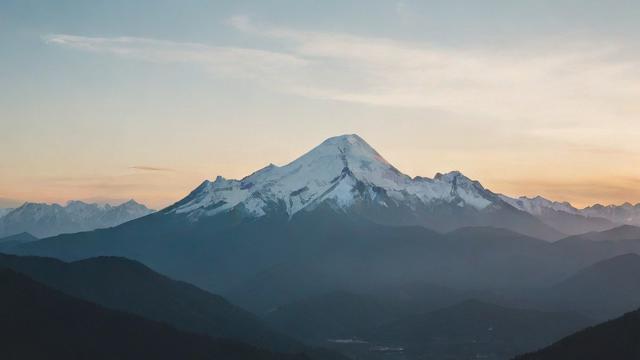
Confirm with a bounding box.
[4,134,640,359]
[514,306,640,360]
[0,199,154,238]
[5,136,640,302]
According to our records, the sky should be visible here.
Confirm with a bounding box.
[1,0,640,209]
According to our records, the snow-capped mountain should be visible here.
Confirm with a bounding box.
[168,135,492,216]
[0,200,154,238]
[164,134,559,239]
[500,196,579,216]
[499,195,640,235]
[581,203,640,226]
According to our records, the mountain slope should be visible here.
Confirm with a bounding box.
[0,268,309,360]
[514,307,640,360]
[0,207,13,218]
[265,291,396,343]
[264,283,474,344]
[541,253,640,319]
[0,232,37,243]
[371,300,592,360]
[10,205,640,314]
[0,199,154,238]
[0,232,38,252]
[560,225,640,242]
[500,195,615,235]
[0,253,303,353]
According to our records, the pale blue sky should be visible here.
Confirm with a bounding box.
[2,0,640,208]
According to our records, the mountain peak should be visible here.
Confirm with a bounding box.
[319,133,365,145]
[121,199,141,206]
[300,133,393,170]
[434,171,467,182]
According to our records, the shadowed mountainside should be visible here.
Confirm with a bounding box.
[0,268,311,360]
[514,307,640,360]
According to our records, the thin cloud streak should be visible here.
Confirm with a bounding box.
[43,33,307,83]
[130,166,175,172]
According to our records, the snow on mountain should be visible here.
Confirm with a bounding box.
[0,200,154,238]
[167,134,500,220]
[499,194,640,226]
[0,208,14,218]
[499,195,579,216]
[581,203,640,226]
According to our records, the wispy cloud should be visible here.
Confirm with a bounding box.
[45,17,640,130]
[44,33,306,83]
[130,166,174,172]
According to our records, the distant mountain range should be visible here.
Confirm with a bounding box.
[500,195,640,235]
[559,224,640,242]
[0,199,154,238]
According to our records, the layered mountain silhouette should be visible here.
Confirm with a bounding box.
[0,199,154,238]
[560,224,640,242]
[514,307,640,360]
[0,232,37,251]
[539,253,640,319]
[0,268,310,360]
[0,253,304,353]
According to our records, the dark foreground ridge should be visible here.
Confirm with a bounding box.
[0,268,309,360]
[514,307,640,360]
